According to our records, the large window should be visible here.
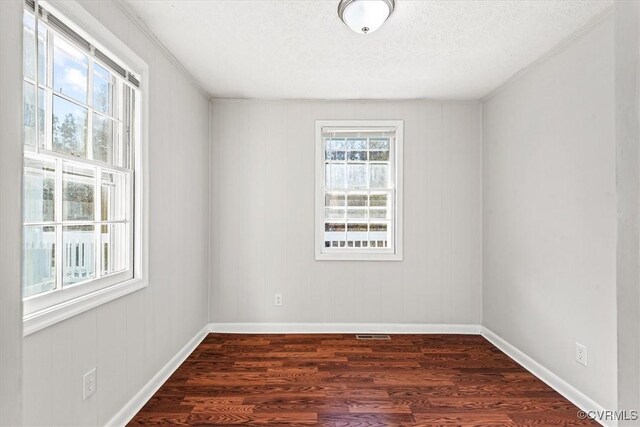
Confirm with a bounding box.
[315,120,403,261]
[22,1,147,333]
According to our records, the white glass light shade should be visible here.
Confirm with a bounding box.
[338,0,394,35]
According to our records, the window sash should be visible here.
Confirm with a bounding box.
[322,189,395,253]
[21,16,136,161]
[22,152,134,303]
[23,15,132,166]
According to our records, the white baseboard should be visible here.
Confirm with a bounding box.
[106,324,210,427]
[208,322,482,334]
[481,327,612,427]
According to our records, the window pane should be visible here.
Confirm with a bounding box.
[24,156,55,222]
[325,222,345,247]
[63,163,95,221]
[347,194,368,206]
[369,151,389,161]
[93,63,115,115]
[23,82,35,146]
[63,225,96,286]
[325,150,345,161]
[101,223,127,276]
[325,193,345,207]
[53,36,88,103]
[93,114,116,164]
[325,223,346,232]
[347,208,367,219]
[347,223,368,245]
[23,13,46,83]
[325,164,345,189]
[346,139,366,150]
[369,222,390,247]
[369,164,389,188]
[347,151,367,162]
[101,170,127,221]
[325,208,345,219]
[347,164,367,189]
[23,83,45,147]
[369,223,388,232]
[370,194,388,207]
[370,209,388,219]
[53,95,88,157]
[23,225,56,298]
[347,223,368,232]
[369,138,389,150]
[327,138,345,150]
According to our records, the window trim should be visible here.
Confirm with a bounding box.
[23,0,149,336]
[315,120,404,261]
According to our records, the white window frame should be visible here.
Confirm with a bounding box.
[315,120,403,261]
[23,0,149,336]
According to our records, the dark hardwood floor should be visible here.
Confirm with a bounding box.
[129,333,598,426]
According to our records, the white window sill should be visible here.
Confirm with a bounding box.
[315,253,403,261]
[23,277,148,336]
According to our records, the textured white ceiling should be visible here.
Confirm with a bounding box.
[121,0,612,100]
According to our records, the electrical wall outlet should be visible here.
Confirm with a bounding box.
[274,293,283,306]
[575,343,587,367]
[83,368,97,400]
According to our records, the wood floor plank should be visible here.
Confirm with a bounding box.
[129,334,598,426]
[413,411,516,426]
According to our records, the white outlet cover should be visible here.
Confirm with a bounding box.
[83,368,97,400]
[274,293,283,306]
[575,343,587,367]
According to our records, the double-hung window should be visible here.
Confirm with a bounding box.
[315,120,403,261]
[22,0,148,334]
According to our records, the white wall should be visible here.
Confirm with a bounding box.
[483,13,617,410]
[210,99,482,325]
[0,1,25,425]
[614,1,640,419]
[20,2,211,425]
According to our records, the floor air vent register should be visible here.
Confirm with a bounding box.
[355,334,391,340]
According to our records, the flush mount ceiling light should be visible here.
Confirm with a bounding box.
[338,0,395,35]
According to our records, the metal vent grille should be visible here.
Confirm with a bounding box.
[356,334,391,340]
